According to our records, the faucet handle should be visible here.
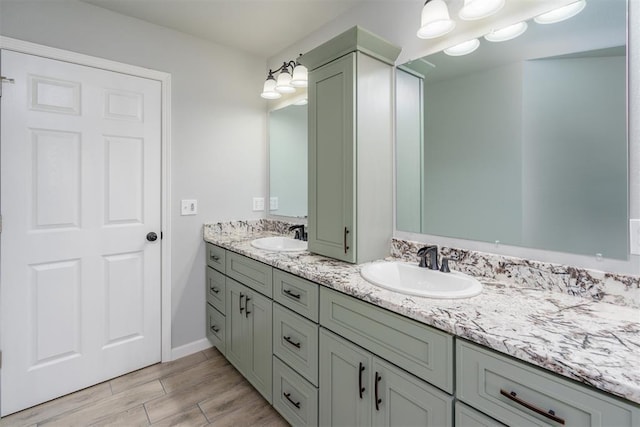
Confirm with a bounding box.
[439,257,451,273]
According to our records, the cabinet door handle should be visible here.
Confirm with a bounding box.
[374,371,382,411]
[343,227,350,254]
[283,335,301,349]
[239,293,245,313]
[210,325,220,333]
[210,286,220,294]
[284,392,301,409]
[283,288,301,300]
[245,296,251,318]
[358,362,365,399]
[500,389,565,425]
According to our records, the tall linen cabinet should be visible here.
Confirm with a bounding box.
[301,27,401,263]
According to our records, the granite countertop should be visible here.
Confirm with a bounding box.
[203,223,640,405]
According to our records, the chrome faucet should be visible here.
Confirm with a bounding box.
[288,224,307,241]
[417,245,439,270]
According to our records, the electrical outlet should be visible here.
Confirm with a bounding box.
[270,197,279,210]
[252,197,265,211]
[181,199,197,216]
[630,219,640,255]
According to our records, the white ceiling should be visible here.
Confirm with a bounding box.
[80,0,370,58]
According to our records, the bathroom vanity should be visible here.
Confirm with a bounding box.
[203,221,639,426]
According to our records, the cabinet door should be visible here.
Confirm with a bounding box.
[308,53,356,263]
[244,288,273,403]
[372,358,453,427]
[319,328,372,427]
[224,278,246,374]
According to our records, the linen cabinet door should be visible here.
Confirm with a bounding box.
[372,358,453,427]
[308,53,356,263]
[244,289,273,403]
[319,328,372,427]
[224,278,246,374]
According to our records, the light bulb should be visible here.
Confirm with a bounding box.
[444,39,480,56]
[290,64,308,87]
[275,71,295,94]
[484,21,528,42]
[261,77,281,99]
[417,0,456,39]
[459,0,505,21]
[534,0,586,24]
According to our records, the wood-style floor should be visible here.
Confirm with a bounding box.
[0,347,288,426]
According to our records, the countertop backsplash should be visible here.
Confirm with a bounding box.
[391,238,640,309]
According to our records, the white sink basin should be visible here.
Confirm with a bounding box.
[360,261,482,299]
[250,236,307,252]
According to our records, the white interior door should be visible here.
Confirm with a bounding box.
[0,50,162,416]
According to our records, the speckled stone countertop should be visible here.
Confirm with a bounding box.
[203,221,640,405]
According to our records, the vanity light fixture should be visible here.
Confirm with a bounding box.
[261,54,308,99]
[534,0,586,24]
[484,21,528,42]
[444,38,480,56]
[459,0,505,21]
[417,0,456,39]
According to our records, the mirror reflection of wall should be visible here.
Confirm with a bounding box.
[268,103,308,218]
[397,0,628,259]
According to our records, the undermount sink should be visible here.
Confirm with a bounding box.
[360,261,482,299]
[250,236,307,252]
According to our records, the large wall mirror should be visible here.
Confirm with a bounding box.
[396,0,628,259]
[268,101,308,218]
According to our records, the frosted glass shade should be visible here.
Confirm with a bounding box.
[275,71,295,94]
[290,64,308,87]
[261,77,281,99]
[485,21,528,42]
[417,0,456,39]
[534,0,586,24]
[459,0,505,21]
[444,38,480,56]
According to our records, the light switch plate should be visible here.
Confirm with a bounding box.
[252,197,265,211]
[630,219,640,255]
[270,197,278,210]
[181,199,197,215]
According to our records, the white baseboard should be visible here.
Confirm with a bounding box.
[170,338,212,361]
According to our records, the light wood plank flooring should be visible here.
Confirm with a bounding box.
[0,347,288,426]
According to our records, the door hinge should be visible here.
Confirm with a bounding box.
[1,75,16,97]
[161,231,163,240]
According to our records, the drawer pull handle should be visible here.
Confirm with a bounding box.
[210,286,220,294]
[358,362,365,399]
[210,254,220,261]
[343,227,350,254]
[245,296,251,318]
[374,372,382,410]
[284,392,301,409]
[210,325,220,333]
[239,293,245,313]
[283,288,301,300]
[500,389,565,425]
[283,336,301,349]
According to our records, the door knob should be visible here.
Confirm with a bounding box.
[146,232,158,242]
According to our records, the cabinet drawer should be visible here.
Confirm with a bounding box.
[456,340,640,427]
[225,251,272,297]
[206,243,226,273]
[206,303,225,354]
[273,303,319,386]
[205,267,225,314]
[320,287,453,393]
[273,269,319,322]
[455,402,505,427]
[273,356,318,427]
